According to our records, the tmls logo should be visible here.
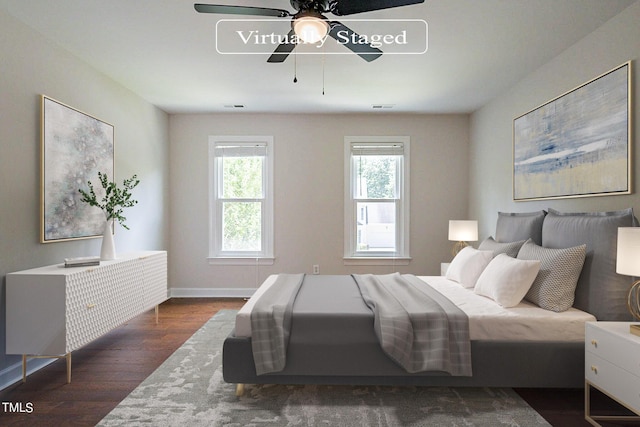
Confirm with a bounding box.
[2,401,34,413]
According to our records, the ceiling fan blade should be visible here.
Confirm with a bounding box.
[328,22,382,62]
[267,29,297,63]
[332,0,424,16]
[194,4,291,18]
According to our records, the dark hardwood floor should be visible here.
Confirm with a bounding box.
[0,298,243,427]
[0,298,634,426]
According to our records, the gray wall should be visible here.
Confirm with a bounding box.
[168,113,470,292]
[0,9,169,384]
[469,1,640,239]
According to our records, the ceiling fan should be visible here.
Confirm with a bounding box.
[194,0,424,63]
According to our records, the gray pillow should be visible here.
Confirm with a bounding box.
[518,240,586,312]
[495,211,546,245]
[478,237,526,258]
[542,208,638,320]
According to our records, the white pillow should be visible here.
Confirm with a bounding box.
[474,253,541,307]
[445,246,494,288]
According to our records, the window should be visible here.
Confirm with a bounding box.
[344,136,410,264]
[209,136,273,264]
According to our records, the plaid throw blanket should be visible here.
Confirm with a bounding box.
[250,274,305,375]
[353,273,472,375]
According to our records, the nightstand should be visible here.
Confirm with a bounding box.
[585,321,640,426]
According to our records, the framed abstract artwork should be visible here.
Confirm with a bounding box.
[513,61,631,201]
[41,95,114,242]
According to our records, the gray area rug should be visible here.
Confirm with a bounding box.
[98,310,550,426]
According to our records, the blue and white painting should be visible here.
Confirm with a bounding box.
[513,62,630,201]
[42,96,114,242]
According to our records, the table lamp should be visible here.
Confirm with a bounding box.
[616,227,640,333]
[448,220,478,257]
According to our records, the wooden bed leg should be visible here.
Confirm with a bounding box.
[235,383,245,397]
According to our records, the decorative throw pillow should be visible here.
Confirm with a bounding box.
[478,237,526,258]
[517,240,586,312]
[446,246,494,288]
[474,254,541,307]
[495,211,546,245]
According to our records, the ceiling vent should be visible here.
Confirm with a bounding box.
[372,104,395,109]
[224,104,245,109]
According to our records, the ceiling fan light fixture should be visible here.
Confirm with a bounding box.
[292,12,329,44]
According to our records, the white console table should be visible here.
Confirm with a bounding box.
[6,251,167,383]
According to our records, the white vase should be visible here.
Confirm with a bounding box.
[101,219,116,260]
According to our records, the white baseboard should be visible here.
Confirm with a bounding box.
[169,287,256,298]
[0,357,56,392]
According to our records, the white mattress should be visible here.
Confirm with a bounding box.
[236,274,278,337]
[235,274,596,341]
[421,276,595,341]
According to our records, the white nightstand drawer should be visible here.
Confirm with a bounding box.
[586,351,640,414]
[586,322,640,377]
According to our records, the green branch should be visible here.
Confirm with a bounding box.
[79,172,140,230]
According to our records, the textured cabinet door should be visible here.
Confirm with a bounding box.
[65,257,145,351]
[141,252,168,312]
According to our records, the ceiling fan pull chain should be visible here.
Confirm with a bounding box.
[293,52,298,83]
[322,51,325,95]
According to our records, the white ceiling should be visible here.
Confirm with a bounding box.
[1,0,635,114]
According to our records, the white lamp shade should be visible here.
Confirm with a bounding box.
[293,16,328,43]
[617,227,640,276]
[448,220,478,242]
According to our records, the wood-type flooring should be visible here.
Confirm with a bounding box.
[0,298,635,426]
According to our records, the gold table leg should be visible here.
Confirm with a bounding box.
[66,352,72,383]
[21,353,72,384]
[585,380,640,426]
[236,383,245,397]
[21,354,27,383]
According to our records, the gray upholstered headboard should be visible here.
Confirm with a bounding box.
[495,210,546,246]
[495,208,637,321]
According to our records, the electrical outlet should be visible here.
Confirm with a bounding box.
[313,264,320,275]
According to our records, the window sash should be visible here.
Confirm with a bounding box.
[354,200,399,254]
[220,200,263,253]
[217,153,265,199]
[351,154,402,201]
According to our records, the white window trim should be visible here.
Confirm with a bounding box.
[208,135,274,265]
[343,136,411,265]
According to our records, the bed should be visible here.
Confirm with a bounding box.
[222,208,637,394]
